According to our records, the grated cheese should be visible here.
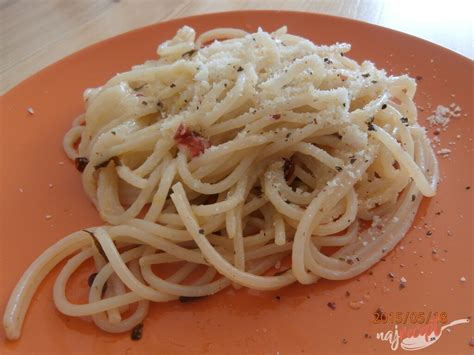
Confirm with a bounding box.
[426,104,462,130]
[436,148,451,156]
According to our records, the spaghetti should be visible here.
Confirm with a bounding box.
[3,26,438,340]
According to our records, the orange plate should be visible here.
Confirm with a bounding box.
[0,11,472,355]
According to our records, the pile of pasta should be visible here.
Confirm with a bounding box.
[4,26,438,339]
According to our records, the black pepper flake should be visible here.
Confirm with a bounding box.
[335,166,343,172]
[323,57,333,64]
[381,104,387,110]
[237,66,244,72]
[416,76,423,81]
[364,333,370,339]
[131,324,143,341]
[361,73,370,78]
[111,131,116,135]
[399,282,406,290]
[388,272,395,280]
[182,49,197,58]
[411,194,416,202]
[400,117,409,126]
[179,296,207,303]
[272,114,281,120]
[327,302,337,310]
[340,53,344,57]
[349,157,356,164]
[371,80,378,84]
[156,101,163,108]
[367,122,376,131]
[198,229,205,235]
[346,258,354,265]
[426,230,432,236]
[170,83,176,88]
[466,186,471,190]
[342,338,348,344]
[74,157,89,172]
[142,101,148,105]
[368,270,373,275]
[345,291,350,297]
[275,295,281,300]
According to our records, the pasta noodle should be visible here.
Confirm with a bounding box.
[3,25,439,340]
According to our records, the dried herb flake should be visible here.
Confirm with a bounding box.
[83,230,109,262]
[131,324,143,341]
[75,157,89,172]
